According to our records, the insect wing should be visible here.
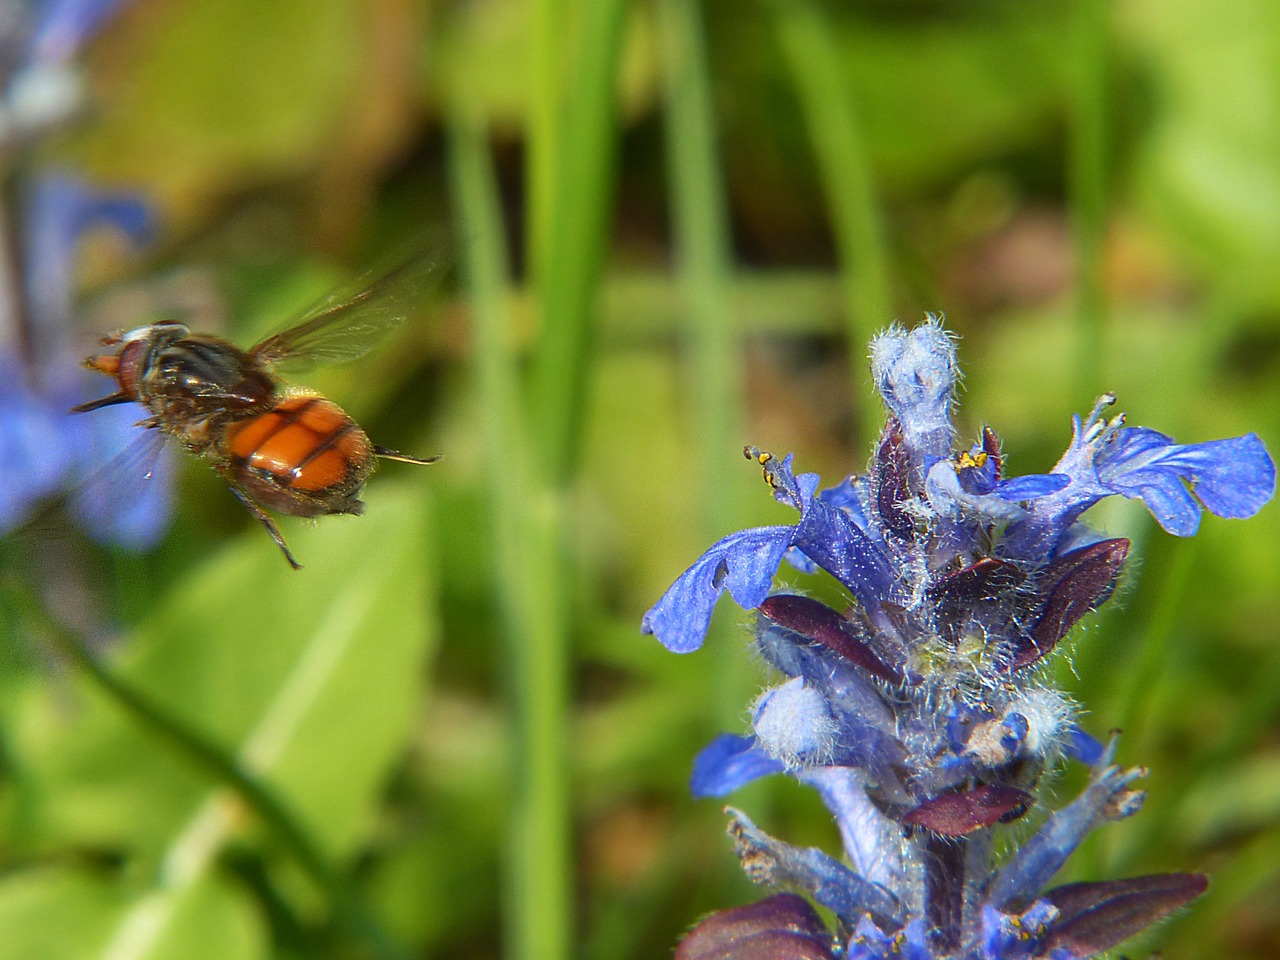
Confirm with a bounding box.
[69,406,175,551]
[249,245,451,372]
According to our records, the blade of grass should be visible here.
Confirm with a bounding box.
[767,0,890,448]
[528,0,629,484]
[448,101,572,960]
[526,0,567,288]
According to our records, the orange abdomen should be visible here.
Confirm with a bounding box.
[226,396,372,494]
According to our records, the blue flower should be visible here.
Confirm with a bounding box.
[641,451,902,654]
[0,174,166,547]
[25,172,154,343]
[0,346,173,549]
[27,0,132,66]
[1,0,131,147]
[0,171,163,547]
[648,320,1273,958]
[1002,395,1275,560]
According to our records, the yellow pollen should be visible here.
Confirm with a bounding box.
[744,446,777,485]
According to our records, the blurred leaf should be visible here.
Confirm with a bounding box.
[429,0,658,134]
[715,3,1072,250]
[0,867,265,960]
[1179,752,1280,845]
[1125,0,1280,304]
[15,480,435,863]
[72,0,363,221]
[840,9,1073,183]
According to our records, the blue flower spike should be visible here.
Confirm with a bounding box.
[649,319,1274,958]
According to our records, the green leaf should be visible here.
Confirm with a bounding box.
[0,868,265,960]
[72,0,361,208]
[16,479,437,864]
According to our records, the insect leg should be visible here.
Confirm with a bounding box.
[372,445,440,465]
[223,481,303,570]
[70,392,133,414]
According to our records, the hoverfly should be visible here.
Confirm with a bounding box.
[72,252,444,569]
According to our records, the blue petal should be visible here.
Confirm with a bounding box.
[927,461,1025,522]
[645,453,902,653]
[1003,403,1277,560]
[641,525,794,653]
[846,915,893,960]
[28,0,130,64]
[869,319,957,470]
[690,734,784,798]
[801,766,903,889]
[816,474,869,523]
[1064,724,1105,766]
[1159,433,1275,518]
[782,545,818,574]
[1103,429,1276,535]
[995,472,1071,501]
[761,455,900,608]
[847,917,930,960]
[960,439,1000,494]
[26,174,153,342]
[978,902,1057,960]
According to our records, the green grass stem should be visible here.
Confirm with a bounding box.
[448,101,573,960]
[526,0,567,288]
[529,0,629,484]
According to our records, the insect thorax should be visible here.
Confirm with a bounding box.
[137,334,276,441]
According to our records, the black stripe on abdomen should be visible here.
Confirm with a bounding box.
[295,420,357,472]
[238,398,319,463]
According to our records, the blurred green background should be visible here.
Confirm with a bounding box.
[2,0,1279,957]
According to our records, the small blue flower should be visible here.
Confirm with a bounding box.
[649,320,1273,958]
[26,172,154,344]
[0,0,163,550]
[1002,394,1275,560]
[0,350,173,549]
[0,170,164,547]
[1,0,131,147]
[641,451,901,654]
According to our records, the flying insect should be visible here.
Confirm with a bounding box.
[72,253,443,569]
